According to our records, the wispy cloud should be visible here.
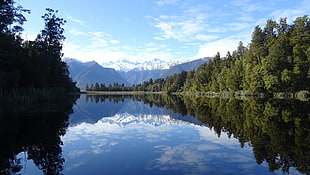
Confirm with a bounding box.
[269,9,306,22]
[195,34,219,41]
[194,38,240,58]
[63,0,308,63]
[156,0,179,6]
[68,28,89,36]
[63,35,182,63]
[152,12,208,42]
[63,30,121,62]
[67,16,86,26]
[230,0,265,12]
[153,18,204,41]
[227,22,253,31]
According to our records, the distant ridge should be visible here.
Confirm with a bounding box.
[64,58,130,89]
[121,57,211,84]
[64,57,210,87]
[101,58,186,72]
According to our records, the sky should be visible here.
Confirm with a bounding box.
[18,0,310,63]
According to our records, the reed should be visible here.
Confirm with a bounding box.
[0,87,68,104]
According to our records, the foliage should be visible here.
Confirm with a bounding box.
[0,1,78,94]
[182,16,310,94]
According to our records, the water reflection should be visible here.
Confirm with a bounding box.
[66,94,309,175]
[0,95,79,175]
[63,110,267,175]
[59,94,306,175]
[181,97,310,174]
[1,94,309,175]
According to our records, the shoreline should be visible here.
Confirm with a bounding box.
[81,90,167,95]
[81,90,309,100]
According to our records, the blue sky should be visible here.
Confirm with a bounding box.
[19,0,309,63]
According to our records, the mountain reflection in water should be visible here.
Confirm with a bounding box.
[1,94,309,175]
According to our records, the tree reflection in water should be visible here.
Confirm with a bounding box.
[85,94,310,174]
[0,95,79,175]
[1,93,308,175]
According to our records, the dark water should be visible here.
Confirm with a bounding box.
[1,94,309,175]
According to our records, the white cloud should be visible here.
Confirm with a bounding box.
[269,9,306,22]
[62,110,265,174]
[63,0,308,64]
[236,14,256,22]
[195,34,218,41]
[65,161,85,171]
[63,30,122,62]
[110,40,120,44]
[67,16,86,26]
[86,31,120,48]
[68,150,88,159]
[68,28,89,36]
[151,3,213,42]
[194,38,240,58]
[230,0,264,12]
[156,0,179,6]
[228,22,253,31]
[153,15,206,41]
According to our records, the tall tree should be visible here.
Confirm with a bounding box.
[0,0,29,33]
[33,8,75,90]
[0,0,29,87]
[290,15,310,90]
[38,8,66,58]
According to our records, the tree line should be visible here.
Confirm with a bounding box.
[87,16,309,96]
[0,0,78,94]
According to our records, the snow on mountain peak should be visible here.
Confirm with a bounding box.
[101,58,186,72]
[99,112,195,127]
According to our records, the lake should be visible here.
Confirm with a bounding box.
[0,94,309,175]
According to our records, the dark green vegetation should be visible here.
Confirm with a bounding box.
[0,0,79,101]
[85,94,310,174]
[87,16,310,96]
[0,94,78,175]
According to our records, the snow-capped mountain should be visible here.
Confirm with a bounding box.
[69,97,203,126]
[64,58,130,89]
[64,57,211,87]
[100,113,196,127]
[101,58,186,72]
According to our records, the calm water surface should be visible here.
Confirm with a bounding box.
[1,94,309,175]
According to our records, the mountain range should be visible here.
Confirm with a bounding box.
[64,57,210,89]
[101,58,184,72]
[64,58,130,89]
[69,96,202,126]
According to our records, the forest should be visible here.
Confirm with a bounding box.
[87,15,310,97]
[0,0,79,98]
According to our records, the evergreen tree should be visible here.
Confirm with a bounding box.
[0,0,29,33]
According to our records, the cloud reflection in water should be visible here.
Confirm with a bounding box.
[62,112,271,175]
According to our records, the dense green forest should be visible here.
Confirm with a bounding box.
[0,0,78,96]
[87,16,310,96]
